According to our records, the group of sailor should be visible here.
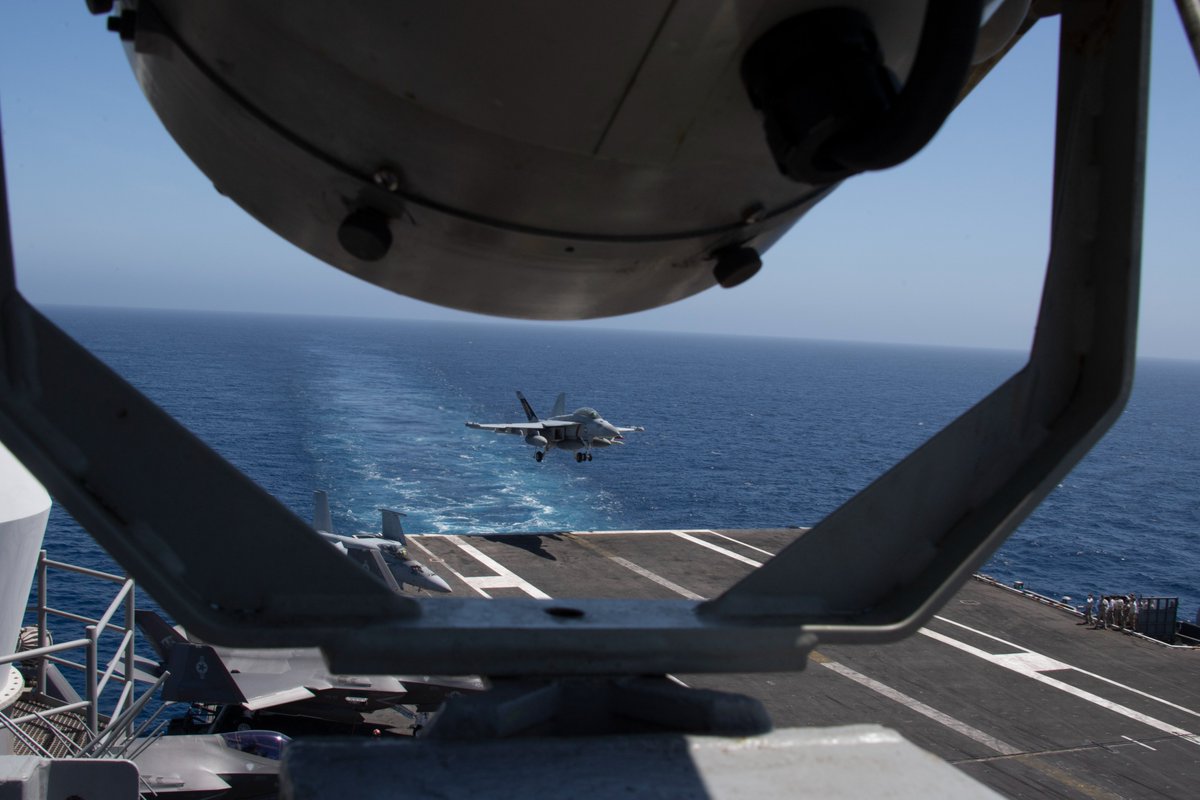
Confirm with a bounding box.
[1082,593,1143,631]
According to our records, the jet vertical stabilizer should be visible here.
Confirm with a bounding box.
[313,490,333,534]
[379,508,451,593]
[310,492,450,593]
[550,393,567,417]
[380,509,407,546]
[516,391,539,422]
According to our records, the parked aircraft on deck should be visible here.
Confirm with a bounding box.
[135,609,484,727]
[466,392,644,462]
[312,491,451,593]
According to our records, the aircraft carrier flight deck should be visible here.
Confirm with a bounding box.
[407,528,1200,800]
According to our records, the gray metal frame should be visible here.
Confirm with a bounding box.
[1,552,160,740]
[0,0,1148,676]
[704,0,1148,636]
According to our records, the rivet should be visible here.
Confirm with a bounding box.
[372,169,401,193]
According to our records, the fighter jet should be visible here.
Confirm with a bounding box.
[313,491,451,593]
[467,392,644,462]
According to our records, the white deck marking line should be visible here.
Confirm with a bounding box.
[405,538,492,599]
[467,576,528,589]
[934,615,1200,720]
[670,531,764,567]
[702,530,779,557]
[606,556,705,600]
[818,659,1022,755]
[933,614,1032,651]
[1121,735,1157,751]
[920,628,1200,747]
[572,529,696,535]
[569,535,707,600]
[433,535,696,688]
[441,535,551,599]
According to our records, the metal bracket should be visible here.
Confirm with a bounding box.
[701,0,1149,641]
[0,0,1149,675]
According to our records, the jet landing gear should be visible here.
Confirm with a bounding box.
[535,451,545,462]
[574,452,593,463]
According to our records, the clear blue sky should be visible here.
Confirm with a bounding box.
[2,5,1197,359]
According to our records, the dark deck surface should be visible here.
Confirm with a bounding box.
[407,528,1200,800]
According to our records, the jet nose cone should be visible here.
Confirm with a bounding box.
[405,560,453,593]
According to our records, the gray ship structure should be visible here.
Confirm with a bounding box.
[5,460,1200,797]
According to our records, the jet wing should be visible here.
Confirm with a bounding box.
[465,421,545,434]
[212,646,409,708]
[465,420,574,434]
[238,682,318,712]
[345,547,402,592]
[615,426,645,433]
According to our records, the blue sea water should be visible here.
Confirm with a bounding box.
[30,306,1200,629]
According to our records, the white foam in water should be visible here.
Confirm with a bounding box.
[36,309,1200,617]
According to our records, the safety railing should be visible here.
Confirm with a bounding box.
[2,550,159,745]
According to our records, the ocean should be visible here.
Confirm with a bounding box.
[30,305,1200,630]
